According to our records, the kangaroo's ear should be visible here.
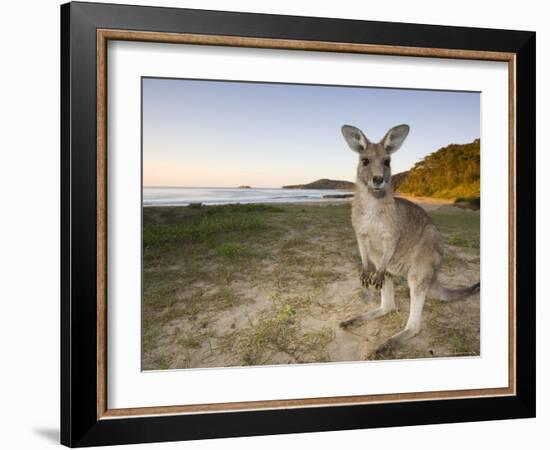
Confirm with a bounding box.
[341,125,369,153]
[382,124,410,154]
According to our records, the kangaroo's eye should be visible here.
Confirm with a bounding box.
[384,159,391,167]
[362,159,370,166]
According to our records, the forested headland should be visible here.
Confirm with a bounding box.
[394,139,480,200]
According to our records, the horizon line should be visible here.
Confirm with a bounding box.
[142,184,354,189]
[143,137,481,190]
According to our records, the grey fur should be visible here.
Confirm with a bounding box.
[340,124,480,356]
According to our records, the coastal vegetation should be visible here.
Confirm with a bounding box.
[394,139,480,199]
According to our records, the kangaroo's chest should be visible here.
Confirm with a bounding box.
[352,201,397,256]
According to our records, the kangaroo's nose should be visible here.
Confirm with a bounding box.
[372,176,384,186]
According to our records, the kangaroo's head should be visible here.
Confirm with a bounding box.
[341,124,410,196]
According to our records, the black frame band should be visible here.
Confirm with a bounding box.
[61,2,535,447]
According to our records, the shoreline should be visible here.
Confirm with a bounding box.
[143,193,457,210]
[394,193,456,212]
[142,199,350,208]
[395,193,455,204]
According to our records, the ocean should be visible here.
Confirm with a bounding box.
[143,187,350,207]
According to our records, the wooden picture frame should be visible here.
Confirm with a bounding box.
[61,1,535,447]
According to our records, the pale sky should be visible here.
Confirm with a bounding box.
[142,77,480,188]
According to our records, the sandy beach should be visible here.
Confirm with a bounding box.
[142,197,480,370]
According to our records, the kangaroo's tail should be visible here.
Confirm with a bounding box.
[429,279,480,302]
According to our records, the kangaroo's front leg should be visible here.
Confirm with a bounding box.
[340,236,396,329]
[356,236,376,287]
[340,238,374,329]
[371,235,399,289]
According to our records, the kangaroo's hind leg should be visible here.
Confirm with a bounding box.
[365,276,396,319]
[340,276,396,329]
[374,265,434,355]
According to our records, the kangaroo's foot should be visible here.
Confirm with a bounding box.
[364,307,392,320]
[374,327,419,357]
[340,307,393,329]
[339,316,365,329]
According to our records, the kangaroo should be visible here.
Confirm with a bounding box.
[339,124,480,356]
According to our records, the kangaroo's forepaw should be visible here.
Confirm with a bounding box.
[360,270,375,288]
[360,271,367,287]
[370,271,385,290]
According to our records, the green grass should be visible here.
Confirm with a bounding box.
[174,287,241,318]
[143,321,163,354]
[143,215,265,246]
[214,242,259,259]
[431,321,477,355]
[176,333,201,349]
[454,196,480,210]
[143,204,286,264]
[448,235,470,247]
[428,208,480,250]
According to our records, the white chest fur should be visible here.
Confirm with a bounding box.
[352,188,397,259]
